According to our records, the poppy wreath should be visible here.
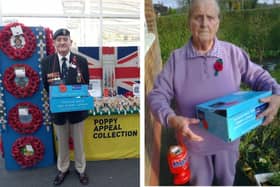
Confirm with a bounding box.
[44,27,55,55]
[12,136,44,168]
[3,64,40,98]
[0,22,36,60]
[8,102,42,134]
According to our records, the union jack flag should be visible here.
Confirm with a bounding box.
[77,46,139,95]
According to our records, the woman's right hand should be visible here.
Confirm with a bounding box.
[168,115,203,141]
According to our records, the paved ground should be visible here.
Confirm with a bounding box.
[0,157,139,187]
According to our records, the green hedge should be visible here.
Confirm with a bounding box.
[157,7,280,63]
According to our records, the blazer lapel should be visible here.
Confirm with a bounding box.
[53,54,61,73]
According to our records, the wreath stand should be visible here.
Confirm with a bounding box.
[0,23,55,170]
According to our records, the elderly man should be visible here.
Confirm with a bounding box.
[41,28,89,185]
[148,0,280,185]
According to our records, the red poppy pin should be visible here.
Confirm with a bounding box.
[59,84,67,92]
[72,55,77,65]
[213,58,223,76]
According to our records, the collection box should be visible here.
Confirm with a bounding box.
[49,84,94,113]
[196,91,272,142]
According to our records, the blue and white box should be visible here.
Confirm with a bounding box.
[50,84,94,113]
[196,91,272,142]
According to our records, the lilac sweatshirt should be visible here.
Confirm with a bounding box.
[148,38,280,155]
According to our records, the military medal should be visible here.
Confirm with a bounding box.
[70,63,76,69]
[77,72,82,83]
[47,72,60,83]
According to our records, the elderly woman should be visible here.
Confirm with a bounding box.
[148,0,280,185]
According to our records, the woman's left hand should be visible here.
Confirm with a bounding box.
[258,94,280,126]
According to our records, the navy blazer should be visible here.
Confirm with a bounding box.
[41,52,90,125]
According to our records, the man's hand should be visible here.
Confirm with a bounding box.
[258,94,280,126]
[168,115,203,141]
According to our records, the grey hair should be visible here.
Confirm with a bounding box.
[188,0,220,19]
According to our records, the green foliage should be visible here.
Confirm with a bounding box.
[157,7,280,63]
[219,8,280,63]
[157,13,191,62]
[239,121,280,175]
[167,8,177,15]
[269,64,280,81]
[268,172,280,185]
[243,0,258,9]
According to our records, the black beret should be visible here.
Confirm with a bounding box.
[53,28,70,39]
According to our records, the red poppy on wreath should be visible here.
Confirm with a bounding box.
[0,22,36,60]
[12,136,44,168]
[44,27,55,55]
[213,58,223,76]
[8,102,42,134]
[3,64,40,98]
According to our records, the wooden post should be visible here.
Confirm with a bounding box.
[145,0,163,185]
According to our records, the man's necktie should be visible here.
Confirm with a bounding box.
[61,57,68,80]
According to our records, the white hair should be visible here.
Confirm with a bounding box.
[188,0,220,19]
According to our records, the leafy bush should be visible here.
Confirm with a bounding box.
[268,172,280,186]
[157,13,191,62]
[239,121,280,176]
[157,7,280,63]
